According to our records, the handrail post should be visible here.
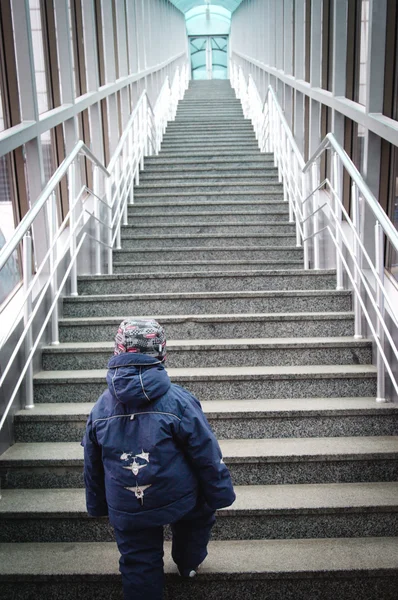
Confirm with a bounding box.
[311,162,320,269]
[293,156,301,247]
[93,165,101,275]
[68,161,78,296]
[122,151,128,227]
[128,128,135,204]
[144,94,149,157]
[48,192,59,345]
[302,171,310,268]
[333,151,344,290]
[375,221,386,403]
[115,159,122,250]
[106,177,113,275]
[140,100,144,171]
[23,232,34,409]
[352,183,362,339]
[134,112,140,185]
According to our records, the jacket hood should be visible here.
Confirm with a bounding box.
[106,353,171,407]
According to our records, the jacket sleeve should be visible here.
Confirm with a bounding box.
[176,396,236,510]
[82,413,108,517]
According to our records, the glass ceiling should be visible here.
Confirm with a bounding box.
[169,0,244,13]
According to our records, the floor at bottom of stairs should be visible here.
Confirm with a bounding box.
[1,538,398,599]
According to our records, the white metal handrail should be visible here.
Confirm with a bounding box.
[231,61,398,403]
[0,63,190,431]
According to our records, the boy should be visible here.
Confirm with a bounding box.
[82,318,236,600]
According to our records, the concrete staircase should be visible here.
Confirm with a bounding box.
[1,80,398,599]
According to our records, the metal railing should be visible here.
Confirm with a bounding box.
[0,64,189,431]
[231,61,398,403]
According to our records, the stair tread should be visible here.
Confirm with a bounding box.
[42,336,372,352]
[14,398,396,421]
[2,482,398,516]
[64,289,351,302]
[59,311,355,324]
[77,269,333,281]
[1,436,396,464]
[1,537,398,577]
[33,364,377,381]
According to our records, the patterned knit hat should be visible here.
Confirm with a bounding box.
[114,318,166,359]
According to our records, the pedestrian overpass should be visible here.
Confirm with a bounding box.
[1,1,398,598]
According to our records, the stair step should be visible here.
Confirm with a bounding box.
[5,536,398,600]
[162,133,256,141]
[31,364,376,404]
[154,150,265,158]
[139,171,278,181]
[58,312,356,343]
[14,398,397,443]
[114,260,303,273]
[1,538,397,599]
[2,482,398,542]
[128,211,291,223]
[3,433,396,488]
[144,154,273,164]
[122,223,295,236]
[113,247,302,262]
[120,233,295,250]
[135,184,282,194]
[41,337,372,371]
[76,270,336,295]
[142,162,275,172]
[137,177,279,187]
[131,196,285,207]
[62,289,351,318]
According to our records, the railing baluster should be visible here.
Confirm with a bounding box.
[333,152,344,290]
[351,183,362,339]
[93,165,101,275]
[68,161,78,296]
[122,148,129,227]
[311,162,320,269]
[23,232,34,409]
[128,128,135,204]
[106,177,113,275]
[115,159,122,250]
[48,192,59,344]
[375,221,386,403]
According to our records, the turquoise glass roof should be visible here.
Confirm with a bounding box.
[169,0,244,13]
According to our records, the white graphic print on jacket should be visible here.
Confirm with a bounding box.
[120,450,151,504]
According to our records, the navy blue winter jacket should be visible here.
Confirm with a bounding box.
[82,352,235,529]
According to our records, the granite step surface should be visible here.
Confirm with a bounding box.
[40,337,373,371]
[113,259,304,274]
[113,247,302,263]
[142,162,275,172]
[62,289,352,318]
[135,183,282,194]
[1,538,398,600]
[31,365,377,404]
[161,134,257,143]
[13,399,398,443]
[128,211,291,223]
[3,482,398,542]
[121,222,295,236]
[133,192,283,203]
[58,312,356,343]
[139,171,278,181]
[164,125,257,133]
[1,434,396,488]
[119,233,296,250]
[128,199,286,212]
[76,270,336,295]
[153,150,266,158]
[160,141,259,149]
